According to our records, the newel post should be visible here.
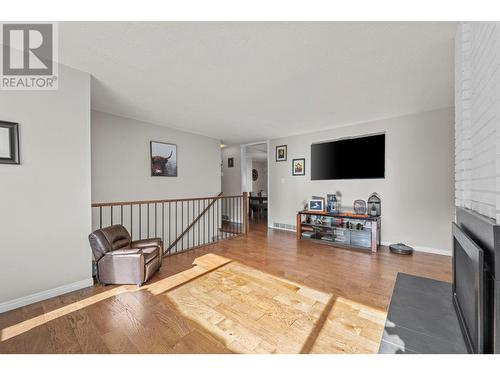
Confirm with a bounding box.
[242,192,249,235]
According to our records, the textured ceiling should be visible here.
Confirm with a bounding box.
[59,22,456,144]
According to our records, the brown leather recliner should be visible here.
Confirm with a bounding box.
[88,224,163,286]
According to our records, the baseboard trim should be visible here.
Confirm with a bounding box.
[0,278,94,314]
[269,225,296,233]
[269,225,451,256]
[381,242,451,256]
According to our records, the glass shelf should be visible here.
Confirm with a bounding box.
[301,222,370,232]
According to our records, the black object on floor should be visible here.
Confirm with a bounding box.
[378,273,468,354]
[389,243,414,255]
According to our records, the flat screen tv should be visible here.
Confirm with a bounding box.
[311,134,385,180]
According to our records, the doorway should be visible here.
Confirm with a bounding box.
[244,143,268,226]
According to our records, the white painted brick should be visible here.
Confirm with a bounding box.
[456,22,500,221]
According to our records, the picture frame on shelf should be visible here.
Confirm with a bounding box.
[292,158,305,176]
[0,121,20,165]
[275,145,287,162]
[326,194,339,213]
[308,199,324,212]
[353,199,367,215]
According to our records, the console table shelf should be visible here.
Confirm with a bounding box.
[296,210,381,252]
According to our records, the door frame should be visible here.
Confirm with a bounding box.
[240,140,270,219]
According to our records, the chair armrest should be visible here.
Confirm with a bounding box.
[130,239,163,268]
[107,248,143,256]
[131,238,163,249]
[98,250,145,285]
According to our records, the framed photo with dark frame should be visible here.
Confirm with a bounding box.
[150,141,177,177]
[0,121,20,165]
[228,157,234,168]
[292,158,305,176]
[276,145,287,161]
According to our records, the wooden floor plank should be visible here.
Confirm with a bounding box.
[101,329,139,354]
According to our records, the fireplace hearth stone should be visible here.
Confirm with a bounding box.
[378,273,468,354]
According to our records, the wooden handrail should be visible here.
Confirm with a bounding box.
[92,193,243,208]
[167,192,223,251]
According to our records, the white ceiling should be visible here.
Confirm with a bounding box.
[59,22,456,144]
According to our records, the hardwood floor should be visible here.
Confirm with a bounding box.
[0,221,451,354]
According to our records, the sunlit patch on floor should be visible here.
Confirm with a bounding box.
[165,254,387,353]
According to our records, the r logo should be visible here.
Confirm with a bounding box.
[2,23,53,76]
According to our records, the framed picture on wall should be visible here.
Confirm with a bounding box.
[150,141,177,177]
[228,157,234,168]
[0,121,20,165]
[276,145,287,161]
[292,158,305,176]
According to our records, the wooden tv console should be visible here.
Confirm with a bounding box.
[296,210,381,252]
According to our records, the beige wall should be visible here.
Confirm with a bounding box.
[91,110,221,203]
[269,108,455,254]
[0,64,92,311]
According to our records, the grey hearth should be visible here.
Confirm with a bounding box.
[378,273,468,354]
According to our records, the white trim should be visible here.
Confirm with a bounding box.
[269,224,296,233]
[240,140,270,194]
[223,219,243,224]
[0,278,94,313]
[381,241,451,257]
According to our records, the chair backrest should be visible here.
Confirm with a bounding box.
[88,224,131,261]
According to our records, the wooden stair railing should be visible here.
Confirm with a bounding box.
[92,192,248,256]
[166,192,223,252]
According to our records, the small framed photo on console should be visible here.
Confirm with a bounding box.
[308,199,324,212]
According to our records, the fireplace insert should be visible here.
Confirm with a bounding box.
[452,223,484,353]
[455,207,500,354]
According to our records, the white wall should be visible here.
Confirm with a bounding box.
[252,160,267,193]
[0,64,92,311]
[91,110,221,203]
[455,22,500,222]
[221,146,242,196]
[269,108,455,254]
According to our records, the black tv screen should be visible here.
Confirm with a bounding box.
[311,134,385,180]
